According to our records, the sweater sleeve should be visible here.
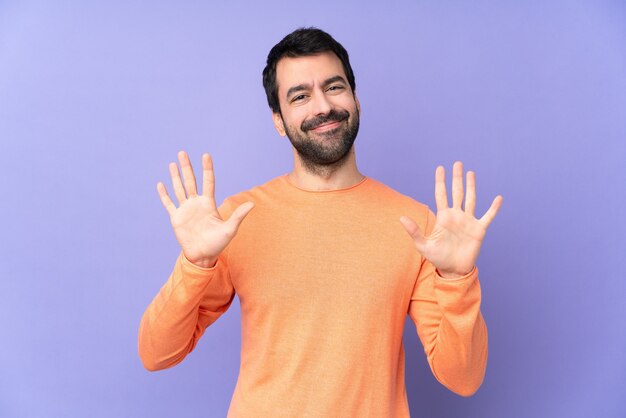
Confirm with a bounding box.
[407,207,488,397]
[138,201,237,372]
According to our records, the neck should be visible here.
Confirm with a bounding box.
[288,146,364,191]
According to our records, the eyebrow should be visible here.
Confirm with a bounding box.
[285,75,348,101]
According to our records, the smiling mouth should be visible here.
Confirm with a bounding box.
[310,120,343,132]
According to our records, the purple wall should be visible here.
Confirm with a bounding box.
[1,1,624,417]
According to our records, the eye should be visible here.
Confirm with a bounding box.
[328,85,344,92]
[292,94,307,103]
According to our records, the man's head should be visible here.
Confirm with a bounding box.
[262,28,361,171]
[262,27,356,114]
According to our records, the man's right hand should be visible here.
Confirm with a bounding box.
[156,151,254,268]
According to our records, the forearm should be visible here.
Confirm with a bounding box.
[138,253,225,371]
[427,267,488,397]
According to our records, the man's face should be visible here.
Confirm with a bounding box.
[272,52,360,168]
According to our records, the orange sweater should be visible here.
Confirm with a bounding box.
[138,174,488,417]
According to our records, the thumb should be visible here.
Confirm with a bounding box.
[226,201,255,232]
[399,215,427,253]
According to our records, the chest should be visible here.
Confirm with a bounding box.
[227,210,421,316]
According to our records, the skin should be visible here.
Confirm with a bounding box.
[399,162,503,278]
[157,152,253,268]
[156,52,503,277]
[271,52,364,190]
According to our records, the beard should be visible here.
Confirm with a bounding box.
[282,107,360,171]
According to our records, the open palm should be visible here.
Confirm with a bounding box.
[400,161,502,279]
[157,151,254,268]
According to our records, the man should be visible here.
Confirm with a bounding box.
[138,27,502,417]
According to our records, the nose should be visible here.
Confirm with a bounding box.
[310,89,332,116]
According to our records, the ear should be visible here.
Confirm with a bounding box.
[272,111,286,137]
[354,91,361,115]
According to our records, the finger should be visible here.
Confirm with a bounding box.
[452,161,464,209]
[169,161,187,205]
[434,165,448,211]
[178,150,198,198]
[399,215,427,253]
[225,201,255,233]
[465,170,476,216]
[156,182,176,216]
[479,195,503,227]
[202,153,217,209]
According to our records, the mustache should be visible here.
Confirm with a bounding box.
[301,109,350,131]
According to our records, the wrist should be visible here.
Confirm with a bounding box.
[183,253,218,269]
[436,266,475,280]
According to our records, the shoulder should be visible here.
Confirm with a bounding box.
[217,175,287,218]
[363,177,435,230]
[366,177,430,212]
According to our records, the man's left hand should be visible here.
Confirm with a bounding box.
[400,161,503,279]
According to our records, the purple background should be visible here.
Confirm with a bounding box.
[1,1,625,417]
